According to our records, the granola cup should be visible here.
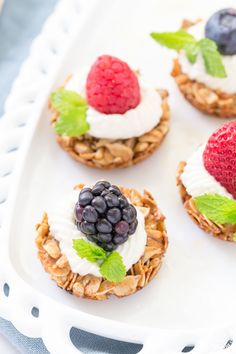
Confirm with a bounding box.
[50,89,170,169]
[35,185,168,300]
[177,161,236,241]
[171,20,236,118]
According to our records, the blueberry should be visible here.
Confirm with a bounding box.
[107,208,122,224]
[96,180,111,188]
[80,221,96,235]
[92,184,105,195]
[91,196,107,214]
[97,233,112,242]
[109,185,121,196]
[105,193,120,207]
[205,8,236,55]
[79,191,93,206]
[75,203,84,222]
[118,195,129,208]
[115,220,129,235]
[96,219,112,233]
[123,205,137,223]
[83,205,98,223]
[128,219,138,235]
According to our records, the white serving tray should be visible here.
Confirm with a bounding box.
[1,0,236,353]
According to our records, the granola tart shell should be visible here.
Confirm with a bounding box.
[50,86,170,169]
[171,19,236,118]
[35,185,168,300]
[177,161,236,241]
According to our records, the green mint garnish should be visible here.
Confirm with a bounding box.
[73,239,126,283]
[73,239,106,263]
[185,43,199,64]
[194,194,236,225]
[199,38,227,78]
[150,30,227,78]
[51,89,89,137]
[150,30,196,50]
[100,252,126,283]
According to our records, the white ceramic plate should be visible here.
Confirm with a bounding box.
[1,0,236,353]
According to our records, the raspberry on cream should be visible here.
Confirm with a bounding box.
[66,68,163,140]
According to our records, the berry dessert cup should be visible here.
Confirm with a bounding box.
[177,121,236,241]
[50,55,170,169]
[151,8,236,118]
[35,181,168,300]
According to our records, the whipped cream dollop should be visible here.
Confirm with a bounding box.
[65,68,163,139]
[47,190,147,277]
[178,21,236,94]
[181,144,233,199]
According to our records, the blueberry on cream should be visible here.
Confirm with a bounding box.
[151,8,236,117]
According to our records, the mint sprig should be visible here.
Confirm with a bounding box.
[150,30,196,50]
[73,239,126,283]
[73,239,106,263]
[199,38,226,78]
[100,252,126,283]
[150,30,227,78]
[194,194,236,225]
[51,89,89,137]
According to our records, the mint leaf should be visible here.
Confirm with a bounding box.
[55,108,89,137]
[51,90,87,115]
[194,194,236,225]
[73,239,126,283]
[100,252,126,283]
[184,43,199,63]
[199,38,227,78]
[150,30,197,50]
[51,89,89,137]
[73,239,106,263]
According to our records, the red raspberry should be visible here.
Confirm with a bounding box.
[203,121,236,198]
[86,55,140,114]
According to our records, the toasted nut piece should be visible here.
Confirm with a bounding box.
[43,240,60,259]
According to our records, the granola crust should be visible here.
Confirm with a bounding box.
[51,89,170,169]
[177,161,236,241]
[171,19,236,118]
[35,186,168,300]
[172,60,236,118]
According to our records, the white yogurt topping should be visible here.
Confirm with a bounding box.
[65,68,163,139]
[178,21,236,94]
[181,144,233,199]
[47,190,147,277]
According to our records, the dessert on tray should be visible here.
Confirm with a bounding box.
[177,121,236,241]
[50,55,170,169]
[151,8,236,117]
[36,181,168,299]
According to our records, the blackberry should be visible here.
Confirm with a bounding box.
[74,181,139,251]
